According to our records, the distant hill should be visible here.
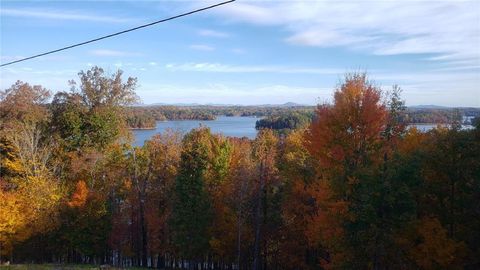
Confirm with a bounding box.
[280,102,306,107]
[136,102,311,107]
[132,103,477,109]
[409,105,450,109]
[409,105,480,110]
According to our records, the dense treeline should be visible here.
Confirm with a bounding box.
[126,105,479,131]
[125,107,216,129]
[140,106,217,121]
[126,112,157,129]
[129,105,314,119]
[1,68,479,269]
[255,111,314,132]
[125,106,315,129]
[404,108,478,124]
[254,107,478,133]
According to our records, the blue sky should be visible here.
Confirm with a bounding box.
[1,0,479,106]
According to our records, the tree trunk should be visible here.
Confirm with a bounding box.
[253,160,265,270]
[139,191,148,267]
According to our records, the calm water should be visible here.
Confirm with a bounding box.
[409,124,473,132]
[132,117,474,147]
[132,116,259,146]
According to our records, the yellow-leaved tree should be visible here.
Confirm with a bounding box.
[0,81,63,258]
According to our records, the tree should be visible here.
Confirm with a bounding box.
[67,180,89,208]
[419,127,480,267]
[50,92,88,150]
[252,129,278,270]
[397,217,464,269]
[0,184,27,258]
[171,128,215,268]
[51,66,138,150]
[277,129,320,268]
[0,82,62,260]
[62,181,111,263]
[0,81,50,129]
[226,138,255,269]
[306,73,387,198]
[74,66,138,108]
[305,73,404,268]
[143,131,182,268]
[3,69,478,268]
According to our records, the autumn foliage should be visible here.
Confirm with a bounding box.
[1,69,479,269]
[67,181,89,208]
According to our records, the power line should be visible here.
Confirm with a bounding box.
[0,0,235,67]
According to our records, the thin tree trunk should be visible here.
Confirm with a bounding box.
[139,191,148,267]
[253,160,265,270]
[236,217,242,270]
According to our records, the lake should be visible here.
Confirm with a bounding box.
[132,116,259,146]
[409,123,473,132]
[132,117,474,147]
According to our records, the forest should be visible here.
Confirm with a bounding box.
[125,103,479,131]
[1,67,479,270]
[125,105,315,130]
[255,111,314,133]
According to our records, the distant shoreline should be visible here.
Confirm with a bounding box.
[129,127,156,130]
[129,121,472,131]
[128,118,218,130]
[408,123,473,126]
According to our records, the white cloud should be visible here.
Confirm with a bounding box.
[1,55,70,63]
[149,62,158,66]
[138,83,328,105]
[210,0,480,68]
[231,48,246,54]
[198,29,229,38]
[165,62,345,74]
[0,55,24,62]
[1,67,78,76]
[286,29,376,47]
[433,65,480,72]
[0,68,78,92]
[189,44,215,51]
[217,2,279,25]
[140,67,480,106]
[89,49,141,57]
[371,70,480,107]
[0,8,132,23]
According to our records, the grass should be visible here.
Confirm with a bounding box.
[0,265,147,270]
[0,265,102,270]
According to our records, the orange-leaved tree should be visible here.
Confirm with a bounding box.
[306,72,386,197]
[305,73,389,268]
